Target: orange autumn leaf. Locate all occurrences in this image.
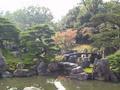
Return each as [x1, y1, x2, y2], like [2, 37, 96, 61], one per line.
[53, 28, 77, 49]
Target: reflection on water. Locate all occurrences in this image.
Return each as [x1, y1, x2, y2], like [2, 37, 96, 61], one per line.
[0, 76, 120, 90]
[23, 86, 41, 90]
[8, 87, 17, 90]
[54, 81, 65, 90]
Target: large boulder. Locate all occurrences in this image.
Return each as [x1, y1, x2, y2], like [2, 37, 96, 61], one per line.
[93, 58, 118, 82]
[70, 72, 88, 80]
[114, 73, 120, 81]
[13, 69, 35, 77]
[59, 62, 78, 72]
[0, 53, 6, 74]
[69, 66, 88, 80]
[59, 62, 78, 68]
[64, 52, 78, 63]
[1, 71, 13, 78]
[81, 57, 90, 68]
[37, 61, 47, 75]
[71, 66, 83, 74]
[48, 62, 60, 72]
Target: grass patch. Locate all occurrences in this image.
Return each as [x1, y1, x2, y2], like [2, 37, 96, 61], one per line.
[55, 55, 64, 61]
[73, 44, 93, 52]
[84, 67, 93, 74]
[1, 49, 35, 70]
[1, 49, 20, 71]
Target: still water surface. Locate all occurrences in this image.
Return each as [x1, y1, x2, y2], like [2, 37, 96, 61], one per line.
[0, 76, 120, 90]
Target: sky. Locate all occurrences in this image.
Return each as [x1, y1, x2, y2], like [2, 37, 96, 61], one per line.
[0, 0, 111, 21]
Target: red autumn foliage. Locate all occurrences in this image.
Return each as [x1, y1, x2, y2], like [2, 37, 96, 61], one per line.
[53, 29, 77, 49]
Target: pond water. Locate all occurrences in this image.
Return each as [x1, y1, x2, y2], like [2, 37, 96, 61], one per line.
[0, 76, 120, 90]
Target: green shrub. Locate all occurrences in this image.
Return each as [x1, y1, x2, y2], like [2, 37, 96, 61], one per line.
[2, 49, 34, 70]
[84, 67, 93, 74]
[2, 49, 20, 71]
[107, 50, 120, 73]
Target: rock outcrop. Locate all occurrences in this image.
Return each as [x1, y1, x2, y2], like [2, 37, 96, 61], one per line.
[13, 69, 35, 77]
[48, 62, 60, 72]
[93, 58, 118, 82]
[69, 66, 88, 80]
[1, 71, 13, 78]
[71, 66, 83, 74]
[81, 57, 90, 68]
[0, 52, 6, 76]
[37, 61, 48, 75]
[59, 62, 78, 74]
[63, 51, 78, 63]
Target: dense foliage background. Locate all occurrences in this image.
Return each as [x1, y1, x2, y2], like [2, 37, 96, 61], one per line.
[0, 0, 120, 72]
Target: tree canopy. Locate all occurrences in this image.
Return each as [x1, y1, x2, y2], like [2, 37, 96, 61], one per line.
[20, 24, 59, 62]
[0, 17, 20, 48]
[4, 6, 53, 30]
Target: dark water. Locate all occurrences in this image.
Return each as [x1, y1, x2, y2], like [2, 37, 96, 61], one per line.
[0, 76, 120, 90]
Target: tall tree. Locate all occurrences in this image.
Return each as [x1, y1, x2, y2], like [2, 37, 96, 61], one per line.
[21, 24, 58, 62]
[4, 6, 53, 30]
[53, 29, 77, 51]
[91, 1, 120, 54]
[59, 0, 104, 29]
[0, 17, 20, 48]
[82, 0, 103, 15]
